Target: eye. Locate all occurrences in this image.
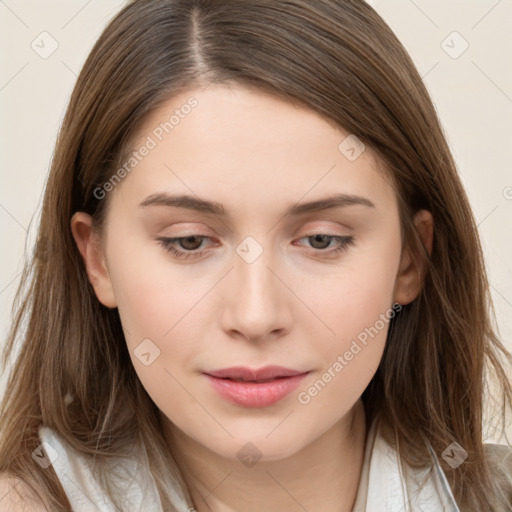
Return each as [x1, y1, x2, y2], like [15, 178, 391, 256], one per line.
[294, 234, 355, 256]
[157, 233, 355, 260]
[157, 235, 212, 260]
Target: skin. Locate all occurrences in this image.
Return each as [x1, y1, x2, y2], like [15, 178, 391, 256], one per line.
[71, 83, 433, 512]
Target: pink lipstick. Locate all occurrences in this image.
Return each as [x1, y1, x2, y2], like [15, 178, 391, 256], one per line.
[204, 366, 309, 408]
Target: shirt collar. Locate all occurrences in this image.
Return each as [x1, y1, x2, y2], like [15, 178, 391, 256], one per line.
[351, 414, 461, 512]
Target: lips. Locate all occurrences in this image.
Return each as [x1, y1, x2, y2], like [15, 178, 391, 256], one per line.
[205, 365, 307, 382]
[203, 366, 310, 407]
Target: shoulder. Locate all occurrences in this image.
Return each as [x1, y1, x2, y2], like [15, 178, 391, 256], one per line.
[0, 474, 47, 512]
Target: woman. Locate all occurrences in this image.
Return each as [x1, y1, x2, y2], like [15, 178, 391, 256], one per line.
[1, 0, 511, 510]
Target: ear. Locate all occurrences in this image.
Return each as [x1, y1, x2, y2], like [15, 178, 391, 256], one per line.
[393, 209, 434, 306]
[70, 212, 117, 308]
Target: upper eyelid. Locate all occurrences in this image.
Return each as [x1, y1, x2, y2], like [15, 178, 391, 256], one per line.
[145, 205, 365, 238]
[163, 231, 350, 241]
[159, 221, 353, 237]
[162, 232, 353, 248]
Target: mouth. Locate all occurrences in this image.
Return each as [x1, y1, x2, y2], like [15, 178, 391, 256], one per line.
[203, 366, 310, 408]
[205, 365, 308, 381]
[220, 376, 290, 383]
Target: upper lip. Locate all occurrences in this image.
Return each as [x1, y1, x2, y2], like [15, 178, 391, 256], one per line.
[205, 365, 308, 381]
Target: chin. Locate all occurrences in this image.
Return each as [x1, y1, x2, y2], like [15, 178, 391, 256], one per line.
[209, 429, 312, 464]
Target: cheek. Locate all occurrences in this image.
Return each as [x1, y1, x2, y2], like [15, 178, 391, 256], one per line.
[107, 230, 202, 338]
[296, 231, 401, 408]
[108, 250, 203, 420]
[105, 233, 218, 404]
[307, 228, 401, 345]
[295, 285, 395, 430]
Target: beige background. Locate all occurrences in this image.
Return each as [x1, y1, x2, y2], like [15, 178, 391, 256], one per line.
[1, 1, 511, 439]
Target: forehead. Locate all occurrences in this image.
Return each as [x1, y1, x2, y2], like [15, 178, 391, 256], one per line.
[111, 83, 396, 214]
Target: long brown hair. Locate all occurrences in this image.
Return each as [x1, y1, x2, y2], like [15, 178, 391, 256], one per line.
[1, 0, 511, 510]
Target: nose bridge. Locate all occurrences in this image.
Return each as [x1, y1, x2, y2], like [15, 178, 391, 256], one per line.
[221, 235, 288, 339]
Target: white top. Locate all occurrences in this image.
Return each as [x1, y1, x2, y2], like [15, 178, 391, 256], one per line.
[38, 415, 461, 512]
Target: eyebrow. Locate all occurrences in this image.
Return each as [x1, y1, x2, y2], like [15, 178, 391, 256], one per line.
[139, 192, 375, 217]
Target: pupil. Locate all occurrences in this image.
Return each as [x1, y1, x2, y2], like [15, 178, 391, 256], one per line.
[181, 236, 201, 250]
[310, 235, 330, 249]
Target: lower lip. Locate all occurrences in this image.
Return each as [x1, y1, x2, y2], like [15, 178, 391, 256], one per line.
[204, 373, 309, 408]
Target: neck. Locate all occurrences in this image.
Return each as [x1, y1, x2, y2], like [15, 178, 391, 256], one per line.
[163, 400, 367, 512]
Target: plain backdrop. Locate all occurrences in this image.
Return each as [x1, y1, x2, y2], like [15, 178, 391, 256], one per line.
[1, 1, 511, 440]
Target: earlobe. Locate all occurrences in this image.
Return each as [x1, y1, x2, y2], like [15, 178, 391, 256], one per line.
[393, 209, 434, 306]
[70, 212, 117, 308]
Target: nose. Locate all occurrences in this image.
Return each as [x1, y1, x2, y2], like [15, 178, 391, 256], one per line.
[219, 242, 292, 343]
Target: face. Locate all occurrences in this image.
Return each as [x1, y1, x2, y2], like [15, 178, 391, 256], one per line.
[73, 83, 425, 462]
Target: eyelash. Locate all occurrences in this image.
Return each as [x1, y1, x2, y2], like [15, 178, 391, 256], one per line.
[156, 234, 355, 260]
